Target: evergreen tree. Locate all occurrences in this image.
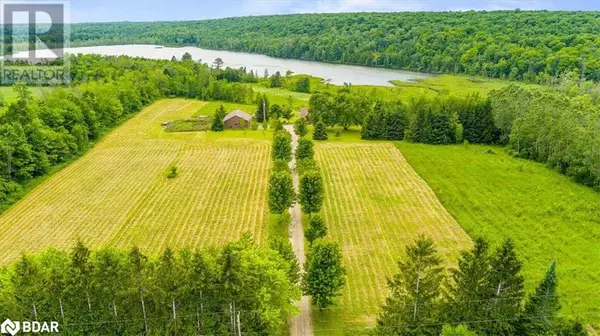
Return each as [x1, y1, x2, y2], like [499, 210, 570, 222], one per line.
[270, 104, 284, 119]
[294, 117, 308, 137]
[445, 237, 491, 325]
[270, 71, 283, 88]
[255, 94, 270, 122]
[386, 106, 409, 140]
[305, 215, 328, 245]
[299, 170, 324, 215]
[485, 239, 525, 335]
[313, 120, 328, 141]
[303, 240, 346, 308]
[268, 171, 294, 214]
[361, 111, 378, 140]
[295, 138, 315, 160]
[269, 238, 301, 285]
[520, 261, 560, 335]
[211, 104, 226, 132]
[376, 236, 445, 336]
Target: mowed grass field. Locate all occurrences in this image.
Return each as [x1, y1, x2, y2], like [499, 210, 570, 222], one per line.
[0, 99, 272, 263]
[396, 142, 600, 325]
[313, 142, 472, 335]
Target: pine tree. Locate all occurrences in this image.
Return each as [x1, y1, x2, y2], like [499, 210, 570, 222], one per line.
[446, 237, 491, 325]
[376, 236, 445, 336]
[255, 94, 270, 122]
[520, 261, 560, 335]
[211, 104, 226, 132]
[313, 120, 328, 141]
[485, 238, 525, 335]
[361, 112, 378, 139]
[386, 107, 409, 140]
[305, 215, 328, 244]
[303, 240, 346, 308]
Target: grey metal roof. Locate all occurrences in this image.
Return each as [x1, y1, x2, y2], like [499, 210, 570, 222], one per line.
[223, 109, 252, 121]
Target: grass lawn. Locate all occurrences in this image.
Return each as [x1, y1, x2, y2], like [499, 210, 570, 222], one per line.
[313, 142, 472, 335]
[193, 101, 257, 117]
[396, 142, 600, 326]
[0, 99, 272, 263]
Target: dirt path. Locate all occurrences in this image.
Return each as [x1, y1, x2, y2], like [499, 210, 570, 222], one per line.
[284, 124, 314, 336]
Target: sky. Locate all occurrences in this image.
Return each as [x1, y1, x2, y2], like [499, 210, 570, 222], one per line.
[68, 0, 600, 23]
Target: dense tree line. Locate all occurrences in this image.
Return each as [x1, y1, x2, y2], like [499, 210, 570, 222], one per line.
[376, 236, 586, 336]
[66, 12, 600, 82]
[490, 85, 600, 189]
[0, 54, 256, 210]
[0, 237, 300, 335]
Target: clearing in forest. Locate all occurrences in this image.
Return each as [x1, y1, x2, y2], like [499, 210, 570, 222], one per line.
[0, 99, 272, 263]
[313, 142, 472, 335]
[397, 142, 600, 325]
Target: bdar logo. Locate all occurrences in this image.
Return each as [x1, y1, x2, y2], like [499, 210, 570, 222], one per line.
[1, 319, 20, 336]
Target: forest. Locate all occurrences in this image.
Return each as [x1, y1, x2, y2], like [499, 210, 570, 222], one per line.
[64, 11, 600, 82]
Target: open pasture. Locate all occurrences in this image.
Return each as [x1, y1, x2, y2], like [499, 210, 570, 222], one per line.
[397, 142, 600, 325]
[313, 142, 472, 335]
[0, 99, 271, 263]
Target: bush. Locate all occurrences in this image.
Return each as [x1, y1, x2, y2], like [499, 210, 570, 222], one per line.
[166, 164, 178, 179]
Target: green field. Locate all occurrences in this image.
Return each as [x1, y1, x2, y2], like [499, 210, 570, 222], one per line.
[313, 142, 472, 335]
[396, 142, 600, 325]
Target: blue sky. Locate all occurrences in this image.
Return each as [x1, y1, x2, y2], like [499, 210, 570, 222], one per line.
[69, 0, 600, 23]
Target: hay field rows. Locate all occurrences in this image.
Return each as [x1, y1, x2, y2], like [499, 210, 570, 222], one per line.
[0, 99, 271, 263]
[313, 142, 472, 335]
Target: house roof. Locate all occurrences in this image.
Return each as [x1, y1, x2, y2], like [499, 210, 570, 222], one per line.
[299, 107, 309, 117]
[224, 109, 252, 122]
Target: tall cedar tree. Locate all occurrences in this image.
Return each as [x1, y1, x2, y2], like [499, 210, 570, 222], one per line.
[304, 215, 328, 245]
[268, 171, 294, 214]
[313, 120, 328, 140]
[376, 236, 445, 336]
[445, 237, 491, 326]
[272, 131, 292, 162]
[303, 240, 346, 308]
[294, 117, 308, 137]
[299, 170, 324, 215]
[519, 261, 560, 335]
[485, 239, 525, 335]
[211, 104, 226, 132]
[295, 138, 315, 161]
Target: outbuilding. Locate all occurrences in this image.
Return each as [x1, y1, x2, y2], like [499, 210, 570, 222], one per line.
[224, 109, 252, 129]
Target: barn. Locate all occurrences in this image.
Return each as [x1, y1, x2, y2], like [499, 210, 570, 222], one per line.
[223, 110, 252, 129]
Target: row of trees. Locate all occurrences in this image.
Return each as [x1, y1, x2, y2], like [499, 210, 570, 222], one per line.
[0, 237, 300, 335]
[376, 237, 586, 336]
[0, 54, 258, 209]
[68, 12, 600, 82]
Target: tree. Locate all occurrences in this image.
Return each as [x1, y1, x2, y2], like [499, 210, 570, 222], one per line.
[272, 131, 292, 161]
[485, 239, 525, 335]
[445, 237, 491, 325]
[270, 71, 283, 88]
[255, 94, 270, 123]
[376, 236, 445, 336]
[294, 117, 308, 137]
[305, 215, 327, 245]
[299, 170, 324, 215]
[295, 138, 314, 160]
[269, 238, 301, 285]
[270, 104, 284, 119]
[440, 325, 478, 336]
[211, 104, 226, 132]
[295, 77, 311, 93]
[213, 58, 224, 70]
[303, 240, 346, 308]
[182, 52, 192, 61]
[268, 171, 294, 214]
[313, 120, 328, 141]
[519, 261, 560, 335]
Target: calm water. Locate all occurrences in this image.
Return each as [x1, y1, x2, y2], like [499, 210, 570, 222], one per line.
[13, 45, 433, 86]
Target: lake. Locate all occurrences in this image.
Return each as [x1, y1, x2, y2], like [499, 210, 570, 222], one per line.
[12, 44, 434, 86]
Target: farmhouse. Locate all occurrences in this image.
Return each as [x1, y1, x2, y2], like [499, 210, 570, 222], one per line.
[224, 109, 252, 129]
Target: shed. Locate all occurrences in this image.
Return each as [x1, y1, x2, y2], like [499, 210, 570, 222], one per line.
[224, 109, 252, 129]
